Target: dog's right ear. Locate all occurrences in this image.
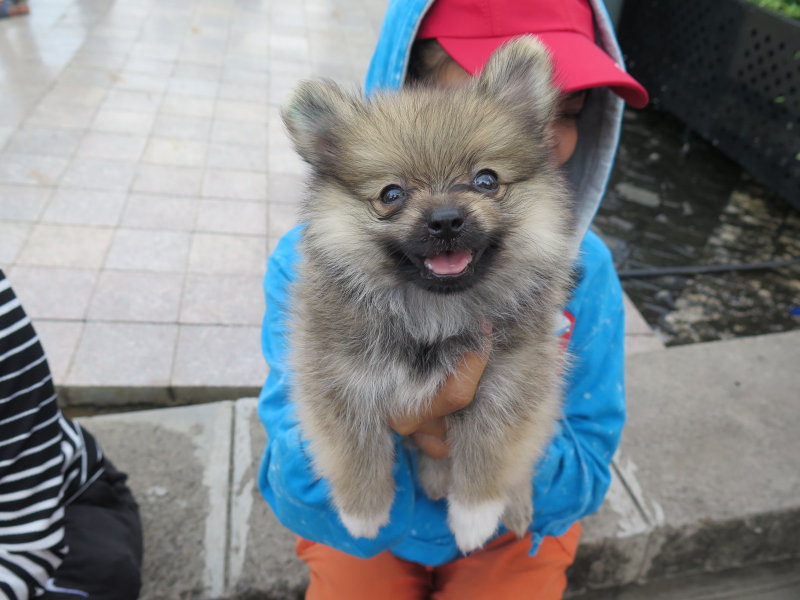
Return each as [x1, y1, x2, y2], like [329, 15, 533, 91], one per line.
[282, 80, 356, 169]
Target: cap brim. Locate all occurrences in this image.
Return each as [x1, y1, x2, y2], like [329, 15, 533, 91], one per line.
[437, 32, 649, 108]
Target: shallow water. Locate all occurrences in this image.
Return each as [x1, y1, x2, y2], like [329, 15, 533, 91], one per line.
[594, 108, 800, 345]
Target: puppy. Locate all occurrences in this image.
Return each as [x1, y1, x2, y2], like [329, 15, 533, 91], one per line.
[282, 37, 576, 553]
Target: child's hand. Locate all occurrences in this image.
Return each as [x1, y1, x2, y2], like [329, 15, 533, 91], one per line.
[389, 327, 492, 459]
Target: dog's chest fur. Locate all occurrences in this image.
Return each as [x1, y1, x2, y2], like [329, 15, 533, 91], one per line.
[398, 333, 477, 380]
[292, 266, 493, 415]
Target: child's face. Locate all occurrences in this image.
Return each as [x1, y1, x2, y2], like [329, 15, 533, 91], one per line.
[430, 55, 586, 167]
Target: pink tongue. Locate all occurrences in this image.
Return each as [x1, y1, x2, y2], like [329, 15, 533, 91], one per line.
[424, 250, 473, 275]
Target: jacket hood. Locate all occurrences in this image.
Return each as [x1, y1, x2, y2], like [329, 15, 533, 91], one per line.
[364, 0, 625, 240]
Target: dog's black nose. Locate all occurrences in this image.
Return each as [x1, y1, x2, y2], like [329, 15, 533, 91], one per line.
[427, 206, 465, 239]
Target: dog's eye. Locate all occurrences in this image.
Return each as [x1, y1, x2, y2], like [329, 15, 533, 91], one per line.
[473, 170, 499, 192]
[380, 185, 407, 205]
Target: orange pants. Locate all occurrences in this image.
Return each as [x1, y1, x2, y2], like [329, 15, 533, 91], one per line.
[296, 522, 582, 600]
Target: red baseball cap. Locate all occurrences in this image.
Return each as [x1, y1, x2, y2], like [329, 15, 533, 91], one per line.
[417, 0, 649, 108]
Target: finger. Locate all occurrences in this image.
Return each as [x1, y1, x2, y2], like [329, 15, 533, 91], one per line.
[389, 414, 418, 436]
[414, 417, 447, 438]
[389, 326, 493, 435]
[389, 414, 446, 438]
[389, 359, 484, 435]
[412, 432, 450, 459]
[432, 349, 489, 415]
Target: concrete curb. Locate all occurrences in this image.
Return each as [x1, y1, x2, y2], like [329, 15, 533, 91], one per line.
[78, 331, 800, 598]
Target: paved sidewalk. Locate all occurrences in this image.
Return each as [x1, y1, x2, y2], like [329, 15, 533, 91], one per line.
[78, 330, 800, 599]
[0, 0, 387, 407]
[0, 0, 664, 411]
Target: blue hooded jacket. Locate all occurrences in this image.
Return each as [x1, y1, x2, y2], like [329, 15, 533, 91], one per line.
[257, 0, 627, 566]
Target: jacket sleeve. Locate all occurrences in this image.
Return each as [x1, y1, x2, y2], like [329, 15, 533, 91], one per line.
[256, 227, 417, 558]
[0, 273, 66, 599]
[530, 231, 626, 544]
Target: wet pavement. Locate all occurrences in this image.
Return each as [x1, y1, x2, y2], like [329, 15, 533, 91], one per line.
[595, 108, 800, 346]
[0, 0, 386, 407]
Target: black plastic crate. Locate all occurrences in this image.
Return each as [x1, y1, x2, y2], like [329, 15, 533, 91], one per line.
[619, 0, 800, 209]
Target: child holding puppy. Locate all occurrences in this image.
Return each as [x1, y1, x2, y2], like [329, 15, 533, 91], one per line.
[258, 0, 648, 598]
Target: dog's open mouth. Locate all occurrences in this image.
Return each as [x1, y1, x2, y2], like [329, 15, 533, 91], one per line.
[423, 250, 473, 276]
[385, 230, 497, 293]
[410, 246, 491, 293]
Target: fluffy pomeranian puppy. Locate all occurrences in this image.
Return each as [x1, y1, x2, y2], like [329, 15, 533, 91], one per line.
[282, 37, 576, 553]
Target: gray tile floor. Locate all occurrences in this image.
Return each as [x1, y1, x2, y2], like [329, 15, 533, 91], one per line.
[1, 0, 662, 407]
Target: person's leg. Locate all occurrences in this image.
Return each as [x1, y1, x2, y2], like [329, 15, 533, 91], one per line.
[0, 0, 29, 19]
[296, 537, 432, 600]
[432, 523, 582, 600]
[41, 460, 143, 600]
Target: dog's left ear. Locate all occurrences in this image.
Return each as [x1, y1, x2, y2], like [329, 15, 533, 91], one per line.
[476, 36, 559, 130]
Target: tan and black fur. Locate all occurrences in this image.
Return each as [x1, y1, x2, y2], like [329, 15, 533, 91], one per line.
[283, 37, 576, 553]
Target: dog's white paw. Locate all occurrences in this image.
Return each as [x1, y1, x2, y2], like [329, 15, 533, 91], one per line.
[447, 497, 505, 553]
[339, 510, 389, 539]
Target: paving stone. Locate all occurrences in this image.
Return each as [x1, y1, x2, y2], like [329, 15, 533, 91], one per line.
[31, 319, 84, 382]
[267, 173, 305, 205]
[267, 149, 306, 177]
[44, 83, 109, 108]
[71, 49, 129, 71]
[0, 153, 69, 186]
[76, 132, 148, 161]
[268, 202, 300, 239]
[102, 88, 163, 113]
[166, 77, 220, 99]
[160, 94, 216, 118]
[120, 193, 198, 230]
[0, 222, 31, 264]
[67, 321, 177, 399]
[4, 127, 84, 156]
[6, 266, 97, 320]
[214, 100, 270, 124]
[188, 232, 267, 275]
[123, 56, 175, 78]
[218, 82, 270, 105]
[0, 125, 14, 147]
[222, 67, 269, 87]
[171, 324, 265, 397]
[196, 199, 267, 235]
[91, 107, 156, 135]
[180, 273, 264, 325]
[24, 103, 97, 130]
[172, 63, 222, 81]
[211, 119, 268, 147]
[78, 402, 233, 600]
[202, 168, 267, 201]
[17, 224, 113, 269]
[151, 114, 212, 141]
[0, 184, 51, 221]
[142, 137, 208, 167]
[60, 158, 138, 192]
[88, 270, 183, 322]
[131, 164, 204, 196]
[42, 188, 127, 226]
[114, 71, 170, 94]
[105, 228, 192, 272]
[205, 142, 269, 172]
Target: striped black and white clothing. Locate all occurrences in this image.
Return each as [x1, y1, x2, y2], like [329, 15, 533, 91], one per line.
[0, 271, 104, 599]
